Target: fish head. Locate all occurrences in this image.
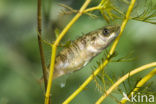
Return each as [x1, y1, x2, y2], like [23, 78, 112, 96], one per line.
[97, 25, 120, 49]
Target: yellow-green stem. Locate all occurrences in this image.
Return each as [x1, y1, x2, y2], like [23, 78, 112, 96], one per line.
[109, 0, 136, 55]
[96, 62, 156, 104]
[44, 0, 91, 104]
[120, 68, 156, 104]
[83, 6, 101, 13]
[45, 45, 56, 104]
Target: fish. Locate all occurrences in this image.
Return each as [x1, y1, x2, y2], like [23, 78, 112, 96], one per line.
[52, 25, 120, 79]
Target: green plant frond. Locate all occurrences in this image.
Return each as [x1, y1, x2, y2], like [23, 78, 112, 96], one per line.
[110, 51, 135, 62]
[120, 0, 130, 5]
[110, 58, 135, 62]
[127, 72, 132, 90]
[98, 0, 126, 23]
[107, 9, 114, 20]
[93, 74, 104, 93]
[122, 80, 129, 94]
[111, 6, 125, 17]
[121, 71, 133, 94]
[59, 0, 156, 25]
[101, 69, 107, 91]
[59, 9, 73, 15]
[94, 68, 114, 88]
[58, 40, 72, 48]
[131, 0, 156, 24]
[117, 87, 124, 95]
[58, 3, 75, 12]
[102, 72, 114, 85]
[91, 51, 118, 91]
[91, 61, 115, 93]
[58, 3, 98, 18]
[37, 31, 52, 46]
[99, 0, 108, 6]
[91, 66, 105, 93]
[54, 27, 60, 38]
[128, 77, 142, 93]
[96, 60, 102, 67]
[58, 3, 77, 15]
[85, 12, 98, 18]
[59, 0, 130, 23]
[109, 94, 121, 103]
[140, 82, 153, 93]
[98, 0, 156, 24]
[98, 0, 113, 23]
[106, 51, 118, 60]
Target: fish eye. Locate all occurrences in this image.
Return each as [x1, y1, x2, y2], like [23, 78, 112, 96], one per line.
[103, 28, 110, 36]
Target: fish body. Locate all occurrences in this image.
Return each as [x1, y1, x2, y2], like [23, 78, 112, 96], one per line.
[53, 25, 120, 79]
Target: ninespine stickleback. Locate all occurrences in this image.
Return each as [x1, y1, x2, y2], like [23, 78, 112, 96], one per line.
[51, 25, 120, 79]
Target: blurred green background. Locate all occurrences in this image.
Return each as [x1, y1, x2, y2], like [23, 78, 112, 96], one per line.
[0, 0, 156, 104]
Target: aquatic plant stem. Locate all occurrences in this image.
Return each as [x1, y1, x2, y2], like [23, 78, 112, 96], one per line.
[37, 0, 48, 89]
[96, 62, 156, 104]
[63, 0, 136, 103]
[120, 68, 156, 104]
[83, 6, 101, 13]
[44, 0, 91, 104]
